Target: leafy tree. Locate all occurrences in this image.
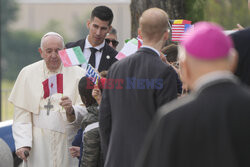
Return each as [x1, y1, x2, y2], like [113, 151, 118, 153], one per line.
[130, 0, 206, 38]
[2, 30, 42, 80]
[42, 19, 65, 36]
[204, 0, 250, 29]
[1, 0, 42, 80]
[0, 0, 18, 33]
[72, 13, 90, 42]
[184, 0, 206, 23]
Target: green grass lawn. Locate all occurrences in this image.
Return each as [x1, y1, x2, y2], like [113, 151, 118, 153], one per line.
[1, 80, 14, 121]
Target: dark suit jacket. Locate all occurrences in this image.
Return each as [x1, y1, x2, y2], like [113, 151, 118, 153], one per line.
[66, 39, 118, 72]
[137, 78, 250, 167]
[99, 47, 178, 167]
[230, 28, 250, 86]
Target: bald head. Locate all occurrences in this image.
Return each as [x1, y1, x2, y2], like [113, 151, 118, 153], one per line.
[178, 22, 238, 90]
[139, 8, 169, 42]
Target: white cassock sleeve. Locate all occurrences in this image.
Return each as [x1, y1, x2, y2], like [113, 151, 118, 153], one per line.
[12, 106, 32, 150]
[69, 105, 88, 127]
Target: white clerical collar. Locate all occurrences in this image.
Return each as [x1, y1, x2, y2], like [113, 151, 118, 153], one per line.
[85, 35, 105, 50]
[193, 71, 237, 92]
[141, 45, 160, 57]
[43, 61, 63, 76]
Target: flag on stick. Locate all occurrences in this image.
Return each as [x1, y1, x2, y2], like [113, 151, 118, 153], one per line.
[172, 19, 193, 42]
[86, 64, 101, 84]
[59, 46, 86, 67]
[42, 73, 63, 99]
[116, 38, 139, 60]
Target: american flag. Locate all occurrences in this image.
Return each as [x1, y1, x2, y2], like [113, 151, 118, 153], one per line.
[171, 20, 193, 42]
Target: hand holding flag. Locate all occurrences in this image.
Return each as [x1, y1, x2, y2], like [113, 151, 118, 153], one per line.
[116, 37, 142, 60]
[42, 73, 63, 99]
[86, 64, 101, 84]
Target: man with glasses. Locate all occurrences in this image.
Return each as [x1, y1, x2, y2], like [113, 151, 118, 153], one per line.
[66, 6, 118, 72]
[105, 28, 119, 50]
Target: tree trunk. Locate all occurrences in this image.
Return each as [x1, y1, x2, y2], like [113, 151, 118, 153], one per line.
[130, 0, 185, 38]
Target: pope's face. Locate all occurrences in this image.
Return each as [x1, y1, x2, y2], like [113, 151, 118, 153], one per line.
[87, 17, 111, 47]
[39, 35, 63, 72]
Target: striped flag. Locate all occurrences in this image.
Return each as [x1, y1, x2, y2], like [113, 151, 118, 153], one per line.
[86, 64, 101, 84]
[116, 38, 139, 60]
[172, 20, 192, 42]
[42, 73, 63, 99]
[59, 46, 87, 67]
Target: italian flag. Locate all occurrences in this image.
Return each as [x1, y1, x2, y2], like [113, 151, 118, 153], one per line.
[115, 38, 139, 60]
[42, 73, 63, 99]
[59, 46, 87, 67]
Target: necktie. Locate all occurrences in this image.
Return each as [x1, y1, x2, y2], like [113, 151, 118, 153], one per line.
[88, 47, 98, 68]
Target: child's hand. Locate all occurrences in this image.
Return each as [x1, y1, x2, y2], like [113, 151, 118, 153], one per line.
[69, 146, 80, 158]
[92, 87, 102, 105]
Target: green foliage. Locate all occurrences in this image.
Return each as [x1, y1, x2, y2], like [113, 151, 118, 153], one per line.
[0, 0, 18, 32]
[41, 19, 71, 42]
[42, 19, 65, 35]
[184, 0, 206, 23]
[1, 80, 14, 121]
[204, 0, 250, 29]
[72, 13, 90, 41]
[184, 0, 250, 29]
[2, 30, 42, 80]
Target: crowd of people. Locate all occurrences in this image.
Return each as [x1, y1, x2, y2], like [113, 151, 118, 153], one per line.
[6, 2, 250, 167]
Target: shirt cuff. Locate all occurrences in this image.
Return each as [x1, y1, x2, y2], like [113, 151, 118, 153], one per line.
[68, 105, 88, 126]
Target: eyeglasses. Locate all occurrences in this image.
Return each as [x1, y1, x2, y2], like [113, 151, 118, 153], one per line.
[105, 38, 119, 47]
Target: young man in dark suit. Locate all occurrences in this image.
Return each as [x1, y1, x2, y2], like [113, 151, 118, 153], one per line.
[66, 6, 117, 72]
[136, 22, 250, 167]
[99, 8, 178, 167]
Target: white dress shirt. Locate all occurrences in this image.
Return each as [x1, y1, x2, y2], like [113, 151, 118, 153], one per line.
[81, 36, 105, 70]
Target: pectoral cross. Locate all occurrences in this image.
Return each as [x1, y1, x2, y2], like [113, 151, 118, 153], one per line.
[44, 98, 53, 115]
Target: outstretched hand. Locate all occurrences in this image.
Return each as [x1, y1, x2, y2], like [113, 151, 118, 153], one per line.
[233, 24, 244, 31]
[60, 96, 76, 122]
[60, 96, 74, 114]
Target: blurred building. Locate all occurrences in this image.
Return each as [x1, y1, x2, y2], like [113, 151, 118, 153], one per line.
[11, 0, 131, 50]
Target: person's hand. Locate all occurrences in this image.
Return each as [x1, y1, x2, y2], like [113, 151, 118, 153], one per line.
[60, 96, 75, 122]
[60, 96, 74, 115]
[233, 24, 244, 31]
[92, 87, 102, 105]
[160, 52, 168, 64]
[16, 147, 30, 161]
[69, 146, 80, 158]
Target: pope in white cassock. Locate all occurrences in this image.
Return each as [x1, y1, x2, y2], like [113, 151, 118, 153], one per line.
[9, 32, 86, 167]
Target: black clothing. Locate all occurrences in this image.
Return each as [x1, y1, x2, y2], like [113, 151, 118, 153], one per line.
[100, 47, 178, 167]
[88, 48, 98, 68]
[230, 28, 250, 86]
[136, 77, 250, 167]
[66, 39, 118, 72]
